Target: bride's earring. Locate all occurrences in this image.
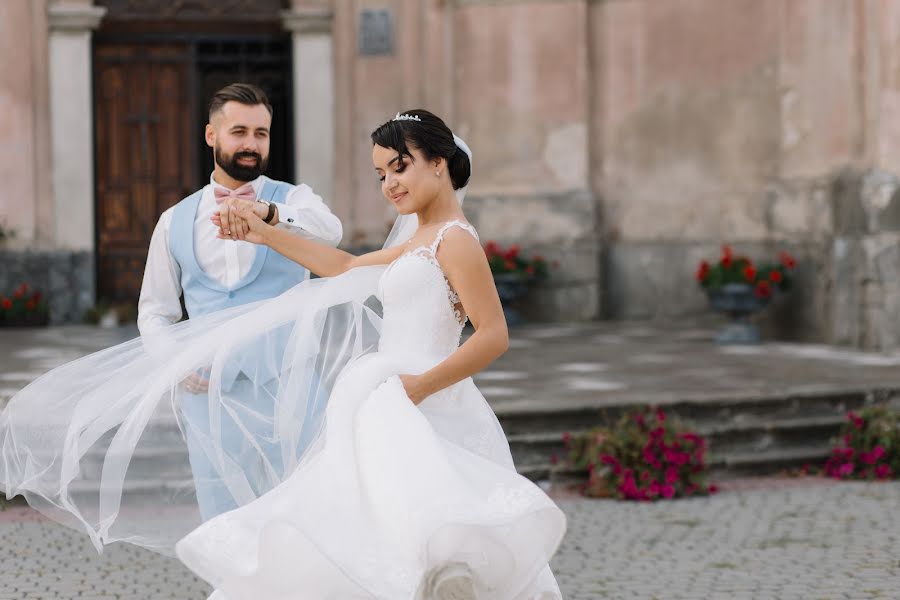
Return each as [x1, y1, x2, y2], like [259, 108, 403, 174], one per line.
[435, 171, 440, 177]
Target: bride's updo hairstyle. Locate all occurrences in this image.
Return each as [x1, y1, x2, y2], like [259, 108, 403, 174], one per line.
[371, 109, 471, 191]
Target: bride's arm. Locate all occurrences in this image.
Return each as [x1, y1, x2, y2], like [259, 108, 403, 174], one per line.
[399, 228, 509, 404]
[222, 205, 404, 277]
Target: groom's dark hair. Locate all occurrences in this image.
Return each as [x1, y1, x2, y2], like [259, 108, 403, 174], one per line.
[208, 83, 273, 119]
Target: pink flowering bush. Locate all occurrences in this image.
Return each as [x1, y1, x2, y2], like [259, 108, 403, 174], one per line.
[563, 407, 716, 501]
[824, 406, 900, 481]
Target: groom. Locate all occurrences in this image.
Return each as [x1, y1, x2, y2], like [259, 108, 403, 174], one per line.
[138, 83, 342, 520]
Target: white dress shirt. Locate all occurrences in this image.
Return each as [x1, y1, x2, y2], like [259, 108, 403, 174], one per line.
[138, 174, 343, 335]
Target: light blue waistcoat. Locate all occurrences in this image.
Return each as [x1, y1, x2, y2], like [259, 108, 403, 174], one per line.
[169, 179, 308, 389]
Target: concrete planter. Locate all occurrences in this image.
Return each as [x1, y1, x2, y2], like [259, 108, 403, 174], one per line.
[493, 272, 530, 326]
[0, 312, 50, 328]
[706, 283, 771, 344]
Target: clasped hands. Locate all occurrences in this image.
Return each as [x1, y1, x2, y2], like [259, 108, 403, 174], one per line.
[212, 197, 274, 245]
[212, 198, 430, 407]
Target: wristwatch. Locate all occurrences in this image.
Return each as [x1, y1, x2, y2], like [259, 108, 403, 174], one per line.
[257, 200, 277, 224]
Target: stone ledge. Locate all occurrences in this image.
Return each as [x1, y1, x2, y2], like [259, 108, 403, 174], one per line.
[47, 4, 106, 32]
[281, 7, 333, 34]
[0, 249, 94, 324]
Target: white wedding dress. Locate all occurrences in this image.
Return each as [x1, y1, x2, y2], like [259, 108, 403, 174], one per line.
[175, 220, 566, 599]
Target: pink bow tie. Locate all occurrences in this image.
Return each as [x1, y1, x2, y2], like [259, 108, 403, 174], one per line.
[214, 183, 256, 203]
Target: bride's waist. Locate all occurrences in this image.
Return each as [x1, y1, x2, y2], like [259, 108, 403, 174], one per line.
[375, 343, 454, 367]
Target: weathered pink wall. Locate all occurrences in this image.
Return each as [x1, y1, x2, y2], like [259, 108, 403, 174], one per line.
[0, 0, 51, 247]
[596, 0, 802, 242]
[587, 0, 900, 245]
[333, 0, 592, 247]
[875, 0, 900, 170]
[452, 2, 588, 196]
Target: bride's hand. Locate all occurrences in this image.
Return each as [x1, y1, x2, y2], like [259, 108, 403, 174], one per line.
[213, 197, 255, 241]
[215, 204, 270, 245]
[398, 374, 429, 405]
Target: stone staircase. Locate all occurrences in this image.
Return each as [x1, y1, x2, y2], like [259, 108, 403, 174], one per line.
[499, 387, 900, 482]
[56, 386, 900, 500]
[14, 386, 900, 506]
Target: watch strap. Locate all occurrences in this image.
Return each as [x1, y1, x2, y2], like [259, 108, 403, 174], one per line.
[262, 201, 277, 224]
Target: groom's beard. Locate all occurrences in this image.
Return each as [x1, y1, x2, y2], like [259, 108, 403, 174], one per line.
[216, 146, 269, 182]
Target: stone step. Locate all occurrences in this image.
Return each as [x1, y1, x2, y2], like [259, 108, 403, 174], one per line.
[506, 414, 847, 467]
[708, 445, 831, 478]
[518, 444, 833, 483]
[67, 476, 195, 496]
[78, 447, 194, 481]
[494, 387, 885, 436]
[499, 390, 896, 482]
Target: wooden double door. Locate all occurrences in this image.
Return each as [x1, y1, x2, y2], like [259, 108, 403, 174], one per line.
[93, 36, 293, 302]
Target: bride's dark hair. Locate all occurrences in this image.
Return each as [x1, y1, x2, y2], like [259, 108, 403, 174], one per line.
[371, 109, 471, 191]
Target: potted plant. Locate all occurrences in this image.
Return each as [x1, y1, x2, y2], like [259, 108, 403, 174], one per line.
[696, 245, 796, 344]
[0, 283, 50, 327]
[823, 406, 899, 481]
[562, 407, 716, 501]
[483, 241, 549, 325]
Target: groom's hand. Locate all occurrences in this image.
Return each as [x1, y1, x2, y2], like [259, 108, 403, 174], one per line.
[182, 372, 210, 394]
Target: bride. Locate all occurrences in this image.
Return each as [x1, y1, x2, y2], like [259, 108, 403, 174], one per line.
[0, 110, 566, 599]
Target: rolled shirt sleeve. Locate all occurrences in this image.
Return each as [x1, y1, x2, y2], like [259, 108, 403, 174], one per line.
[272, 183, 343, 247]
[137, 209, 184, 336]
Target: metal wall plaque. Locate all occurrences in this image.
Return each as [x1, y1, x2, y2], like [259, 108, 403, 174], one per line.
[358, 9, 394, 56]
[97, 0, 286, 21]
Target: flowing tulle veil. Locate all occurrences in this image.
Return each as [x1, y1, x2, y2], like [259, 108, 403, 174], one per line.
[0, 134, 474, 556]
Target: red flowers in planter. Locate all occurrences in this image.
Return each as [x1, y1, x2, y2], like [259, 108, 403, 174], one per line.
[563, 407, 715, 501]
[779, 251, 796, 269]
[754, 280, 772, 299]
[0, 283, 49, 326]
[695, 261, 711, 282]
[721, 245, 734, 268]
[483, 240, 549, 280]
[696, 246, 796, 296]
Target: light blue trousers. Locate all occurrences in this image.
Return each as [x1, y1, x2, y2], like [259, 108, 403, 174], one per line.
[181, 376, 327, 521]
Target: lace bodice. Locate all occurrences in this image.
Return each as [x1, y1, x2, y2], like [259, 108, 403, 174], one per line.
[377, 220, 479, 360]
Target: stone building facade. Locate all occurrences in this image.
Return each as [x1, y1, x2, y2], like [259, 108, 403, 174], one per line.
[2, 0, 900, 349]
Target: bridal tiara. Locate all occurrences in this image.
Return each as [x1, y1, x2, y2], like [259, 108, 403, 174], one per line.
[393, 112, 421, 122]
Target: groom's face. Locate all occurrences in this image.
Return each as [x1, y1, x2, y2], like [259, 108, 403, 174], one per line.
[206, 101, 271, 182]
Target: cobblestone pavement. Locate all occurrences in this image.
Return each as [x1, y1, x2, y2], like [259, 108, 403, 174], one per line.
[2, 480, 898, 599]
[552, 480, 900, 600]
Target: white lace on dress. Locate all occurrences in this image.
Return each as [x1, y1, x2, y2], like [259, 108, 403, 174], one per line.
[378, 220, 480, 360]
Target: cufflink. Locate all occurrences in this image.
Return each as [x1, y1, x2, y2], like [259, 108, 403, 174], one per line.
[287, 218, 294, 223]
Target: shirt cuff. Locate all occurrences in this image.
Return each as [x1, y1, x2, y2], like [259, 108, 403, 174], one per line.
[273, 202, 301, 228]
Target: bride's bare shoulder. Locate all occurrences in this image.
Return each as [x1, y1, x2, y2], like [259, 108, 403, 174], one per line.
[434, 223, 483, 265]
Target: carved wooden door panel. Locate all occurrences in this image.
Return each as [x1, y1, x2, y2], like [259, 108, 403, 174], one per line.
[94, 43, 193, 303]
